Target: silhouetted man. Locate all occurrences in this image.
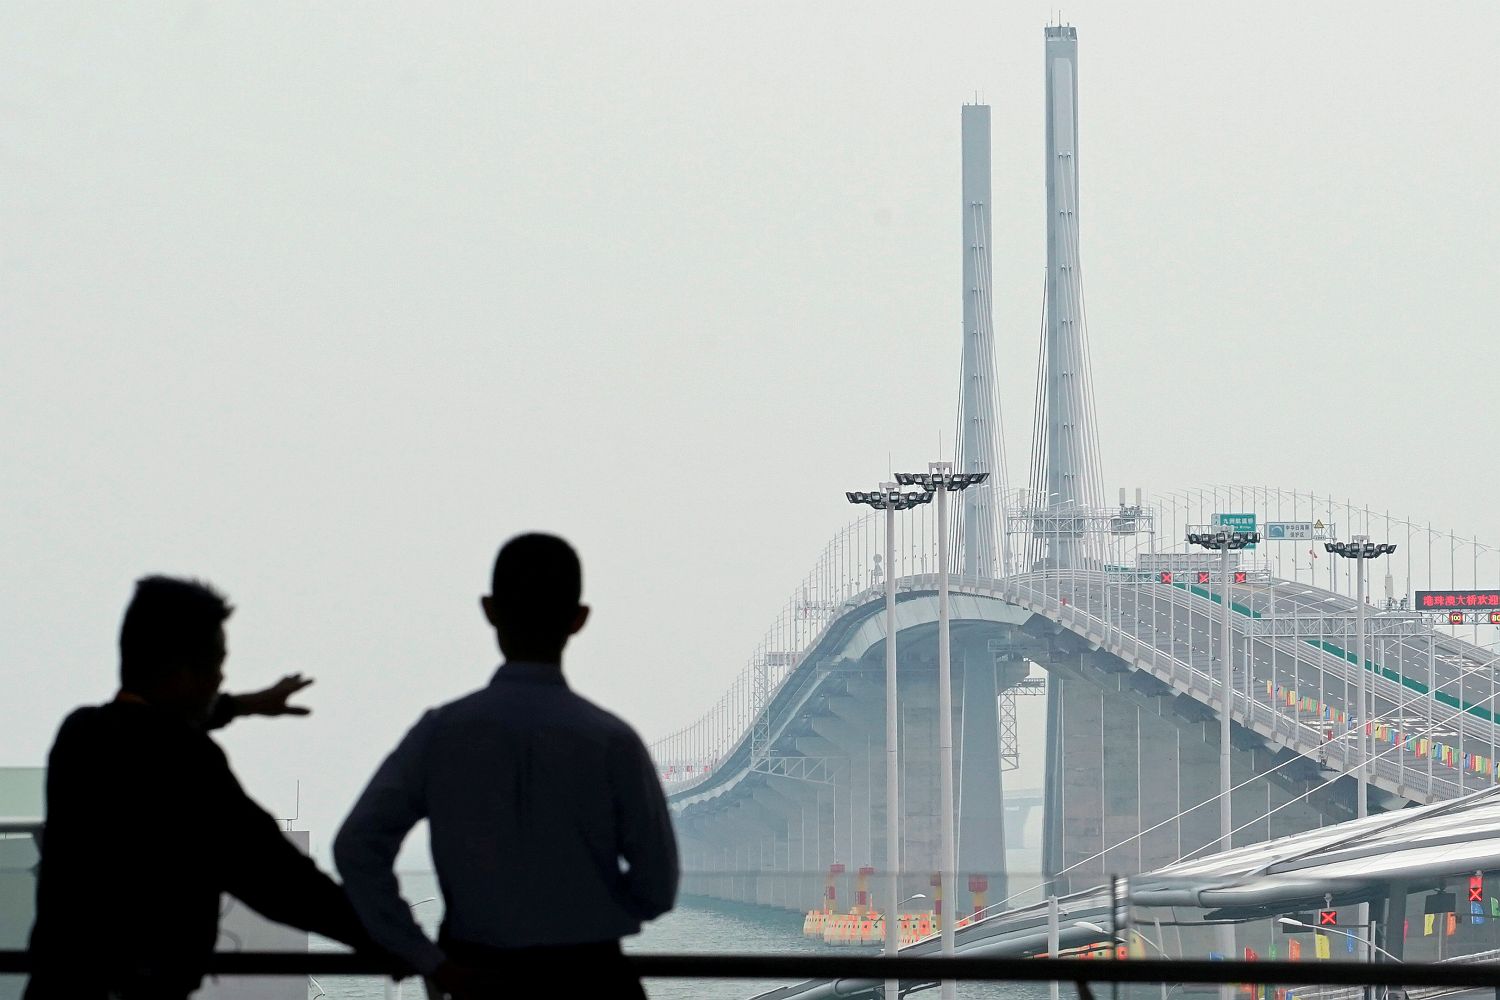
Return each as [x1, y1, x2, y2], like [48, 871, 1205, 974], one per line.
[26, 576, 394, 999]
[336, 533, 679, 999]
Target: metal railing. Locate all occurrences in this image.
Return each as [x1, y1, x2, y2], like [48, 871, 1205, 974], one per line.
[4, 952, 1500, 996]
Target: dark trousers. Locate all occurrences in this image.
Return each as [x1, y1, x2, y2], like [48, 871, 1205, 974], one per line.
[441, 937, 646, 999]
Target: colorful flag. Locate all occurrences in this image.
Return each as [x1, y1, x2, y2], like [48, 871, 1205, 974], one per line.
[1424, 914, 1435, 935]
[1448, 913, 1458, 936]
[1288, 940, 1302, 960]
[1314, 934, 1331, 959]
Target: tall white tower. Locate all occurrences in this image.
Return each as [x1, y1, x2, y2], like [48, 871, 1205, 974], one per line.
[1030, 25, 1104, 570]
[954, 103, 1010, 579]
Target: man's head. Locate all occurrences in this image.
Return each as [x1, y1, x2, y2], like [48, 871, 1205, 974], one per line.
[119, 576, 233, 725]
[481, 533, 588, 663]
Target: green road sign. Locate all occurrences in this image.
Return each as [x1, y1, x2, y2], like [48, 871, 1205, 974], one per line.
[1213, 512, 1257, 549]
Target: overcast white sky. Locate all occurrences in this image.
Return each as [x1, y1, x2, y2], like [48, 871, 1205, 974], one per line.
[6, 2, 1500, 865]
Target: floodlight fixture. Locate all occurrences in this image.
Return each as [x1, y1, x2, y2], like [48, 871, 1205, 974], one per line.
[893, 469, 990, 493]
[846, 488, 932, 511]
[1185, 529, 1261, 552]
[1324, 540, 1397, 560]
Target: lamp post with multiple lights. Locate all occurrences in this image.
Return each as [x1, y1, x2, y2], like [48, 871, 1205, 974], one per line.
[895, 462, 988, 1000]
[1324, 536, 1397, 818]
[1184, 527, 1261, 852]
[845, 483, 932, 1000]
[1185, 525, 1259, 1000]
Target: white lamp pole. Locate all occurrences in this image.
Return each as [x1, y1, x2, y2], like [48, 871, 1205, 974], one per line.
[1185, 525, 1260, 999]
[846, 483, 933, 1000]
[1324, 536, 1397, 818]
[935, 467, 956, 1000]
[896, 463, 988, 1000]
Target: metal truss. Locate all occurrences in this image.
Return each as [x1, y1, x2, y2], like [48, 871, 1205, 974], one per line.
[750, 654, 772, 766]
[1244, 613, 1432, 641]
[750, 755, 840, 785]
[999, 676, 1047, 772]
[1009, 505, 1155, 538]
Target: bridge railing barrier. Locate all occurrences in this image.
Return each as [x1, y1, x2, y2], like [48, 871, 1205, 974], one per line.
[2, 951, 1497, 1000]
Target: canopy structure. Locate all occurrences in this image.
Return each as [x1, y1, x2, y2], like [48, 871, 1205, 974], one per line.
[752, 787, 1500, 1000]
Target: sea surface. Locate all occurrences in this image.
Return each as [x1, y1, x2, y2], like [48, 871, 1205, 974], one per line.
[307, 872, 1054, 1000]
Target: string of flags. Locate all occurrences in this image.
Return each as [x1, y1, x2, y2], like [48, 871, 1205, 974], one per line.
[1265, 682, 1500, 778]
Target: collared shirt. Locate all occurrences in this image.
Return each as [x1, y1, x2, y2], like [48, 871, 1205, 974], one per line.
[334, 661, 679, 975]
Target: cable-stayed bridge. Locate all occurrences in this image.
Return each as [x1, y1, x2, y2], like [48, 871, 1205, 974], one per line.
[647, 24, 1500, 926]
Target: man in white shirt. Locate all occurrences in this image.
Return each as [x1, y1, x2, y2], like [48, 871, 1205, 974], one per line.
[336, 533, 679, 998]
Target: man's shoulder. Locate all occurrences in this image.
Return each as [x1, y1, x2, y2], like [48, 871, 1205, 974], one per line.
[425, 685, 643, 743]
[566, 692, 642, 741]
[49, 702, 226, 784]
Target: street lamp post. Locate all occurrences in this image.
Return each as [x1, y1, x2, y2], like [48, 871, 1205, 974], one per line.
[896, 463, 988, 1000]
[1185, 526, 1259, 1000]
[1184, 528, 1261, 853]
[1324, 536, 1398, 994]
[847, 483, 932, 1000]
[1323, 537, 1398, 819]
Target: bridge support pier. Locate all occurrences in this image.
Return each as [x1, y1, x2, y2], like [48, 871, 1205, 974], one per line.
[1042, 648, 1346, 892]
[956, 640, 1018, 915]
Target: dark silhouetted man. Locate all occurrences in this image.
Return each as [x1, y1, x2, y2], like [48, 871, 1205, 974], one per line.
[336, 533, 679, 999]
[26, 576, 396, 999]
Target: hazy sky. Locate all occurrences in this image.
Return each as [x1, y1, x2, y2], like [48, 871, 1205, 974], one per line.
[6, 2, 1500, 865]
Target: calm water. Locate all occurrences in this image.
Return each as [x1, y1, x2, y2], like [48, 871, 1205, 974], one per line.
[308, 872, 1053, 1000]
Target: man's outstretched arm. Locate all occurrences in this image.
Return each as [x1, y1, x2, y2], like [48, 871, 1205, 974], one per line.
[207, 674, 315, 730]
[334, 712, 446, 977]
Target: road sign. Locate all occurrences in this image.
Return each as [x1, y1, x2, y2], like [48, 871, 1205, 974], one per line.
[1213, 512, 1257, 549]
[1265, 521, 1313, 541]
[1312, 519, 1331, 539]
[1318, 909, 1338, 926]
[1416, 590, 1500, 610]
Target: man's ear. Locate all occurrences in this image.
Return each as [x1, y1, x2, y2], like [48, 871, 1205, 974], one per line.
[481, 595, 499, 627]
[570, 605, 590, 635]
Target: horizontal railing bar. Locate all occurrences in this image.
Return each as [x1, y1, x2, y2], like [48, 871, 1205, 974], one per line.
[1, 954, 1499, 986]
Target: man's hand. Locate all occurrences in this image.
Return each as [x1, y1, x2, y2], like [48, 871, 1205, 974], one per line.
[234, 673, 315, 718]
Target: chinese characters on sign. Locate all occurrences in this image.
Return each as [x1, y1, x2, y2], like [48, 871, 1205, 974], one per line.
[1415, 590, 1500, 609]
